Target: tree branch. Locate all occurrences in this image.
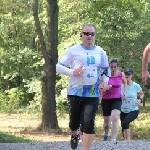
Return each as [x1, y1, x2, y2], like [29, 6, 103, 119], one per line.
[33, 0, 50, 68]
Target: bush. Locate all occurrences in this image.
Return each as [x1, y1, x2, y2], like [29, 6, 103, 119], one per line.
[0, 88, 23, 113]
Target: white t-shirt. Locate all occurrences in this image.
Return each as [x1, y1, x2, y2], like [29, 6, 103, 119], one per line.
[56, 44, 109, 97]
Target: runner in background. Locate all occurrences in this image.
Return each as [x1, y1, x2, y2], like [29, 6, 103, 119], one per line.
[100, 58, 127, 142]
[120, 68, 144, 140]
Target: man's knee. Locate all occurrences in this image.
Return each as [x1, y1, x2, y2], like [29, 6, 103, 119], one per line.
[83, 119, 95, 134]
[69, 122, 80, 131]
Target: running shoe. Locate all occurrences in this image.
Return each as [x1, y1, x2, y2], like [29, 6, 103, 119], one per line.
[70, 134, 80, 149]
[103, 134, 109, 141]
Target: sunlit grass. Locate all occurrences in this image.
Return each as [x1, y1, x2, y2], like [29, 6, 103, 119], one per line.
[0, 132, 34, 143]
[94, 108, 150, 141]
[0, 106, 150, 143]
[57, 107, 150, 141]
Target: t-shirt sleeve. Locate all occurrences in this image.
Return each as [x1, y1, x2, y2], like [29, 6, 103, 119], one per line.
[101, 50, 109, 69]
[56, 48, 73, 76]
[58, 49, 72, 66]
[101, 50, 109, 83]
[135, 83, 142, 92]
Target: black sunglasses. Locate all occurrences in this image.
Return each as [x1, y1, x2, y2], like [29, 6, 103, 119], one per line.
[82, 32, 95, 36]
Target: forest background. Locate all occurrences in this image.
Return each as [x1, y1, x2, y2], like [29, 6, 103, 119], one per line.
[1, 0, 150, 136]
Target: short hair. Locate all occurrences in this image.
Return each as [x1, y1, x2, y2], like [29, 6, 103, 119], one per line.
[81, 24, 96, 31]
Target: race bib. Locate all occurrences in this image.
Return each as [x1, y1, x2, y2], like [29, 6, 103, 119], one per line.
[80, 67, 97, 85]
[121, 98, 132, 109]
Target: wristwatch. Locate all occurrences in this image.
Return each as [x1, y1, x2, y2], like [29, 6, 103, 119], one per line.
[139, 98, 143, 103]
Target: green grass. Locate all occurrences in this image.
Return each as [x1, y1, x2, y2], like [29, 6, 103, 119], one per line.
[0, 131, 35, 143]
[94, 106, 150, 141]
[58, 106, 150, 141]
[1, 106, 150, 143]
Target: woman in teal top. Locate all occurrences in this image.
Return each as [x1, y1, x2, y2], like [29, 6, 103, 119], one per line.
[120, 68, 144, 140]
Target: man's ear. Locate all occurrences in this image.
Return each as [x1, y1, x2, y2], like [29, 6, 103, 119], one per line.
[80, 33, 82, 37]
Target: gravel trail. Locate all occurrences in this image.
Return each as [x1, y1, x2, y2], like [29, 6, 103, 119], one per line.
[0, 140, 150, 150]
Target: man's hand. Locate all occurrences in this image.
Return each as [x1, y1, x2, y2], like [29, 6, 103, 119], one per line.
[142, 71, 150, 85]
[73, 66, 84, 77]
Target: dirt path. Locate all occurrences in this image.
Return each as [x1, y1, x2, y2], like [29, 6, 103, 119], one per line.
[0, 113, 150, 150]
[0, 113, 140, 142]
[0, 140, 150, 150]
[0, 113, 105, 142]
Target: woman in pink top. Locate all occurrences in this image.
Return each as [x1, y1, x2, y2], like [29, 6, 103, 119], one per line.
[100, 58, 127, 142]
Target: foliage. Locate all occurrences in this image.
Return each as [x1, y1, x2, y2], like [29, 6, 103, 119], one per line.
[0, 0, 44, 112]
[0, 91, 10, 113]
[0, 0, 150, 114]
[0, 89, 23, 113]
[1, 110, 150, 142]
[24, 79, 42, 113]
[56, 88, 68, 117]
[57, 0, 150, 103]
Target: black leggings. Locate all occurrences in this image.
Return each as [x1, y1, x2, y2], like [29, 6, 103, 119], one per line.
[120, 110, 139, 130]
[68, 95, 99, 134]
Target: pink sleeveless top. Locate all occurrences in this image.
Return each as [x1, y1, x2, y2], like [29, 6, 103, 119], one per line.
[102, 71, 122, 99]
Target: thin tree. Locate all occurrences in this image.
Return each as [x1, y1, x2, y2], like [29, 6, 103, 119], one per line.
[33, 0, 58, 129]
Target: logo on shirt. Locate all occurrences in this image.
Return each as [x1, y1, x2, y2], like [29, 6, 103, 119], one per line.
[87, 56, 95, 65]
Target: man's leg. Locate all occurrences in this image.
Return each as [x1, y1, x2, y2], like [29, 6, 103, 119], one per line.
[82, 97, 99, 150]
[82, 133, 94, 150]
[68, 96, 83, 150]
[70, 131, 80, 150]
[79, 112, 84, 141]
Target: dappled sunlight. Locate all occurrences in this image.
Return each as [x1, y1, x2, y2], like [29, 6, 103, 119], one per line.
[0, 111, 150, 142]
[0, 113, 71, 142]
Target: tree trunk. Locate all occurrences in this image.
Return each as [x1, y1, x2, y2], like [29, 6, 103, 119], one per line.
[41, 66, 58, 129]
[33, 0, 58, 129]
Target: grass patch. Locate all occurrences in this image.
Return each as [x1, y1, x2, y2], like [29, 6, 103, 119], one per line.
[0, 131, 35, 143]
[0, 106, 150, 143]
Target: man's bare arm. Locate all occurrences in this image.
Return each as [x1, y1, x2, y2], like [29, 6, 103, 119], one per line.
[142, 43, 150, 84]
[142, 44, 150, 72]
